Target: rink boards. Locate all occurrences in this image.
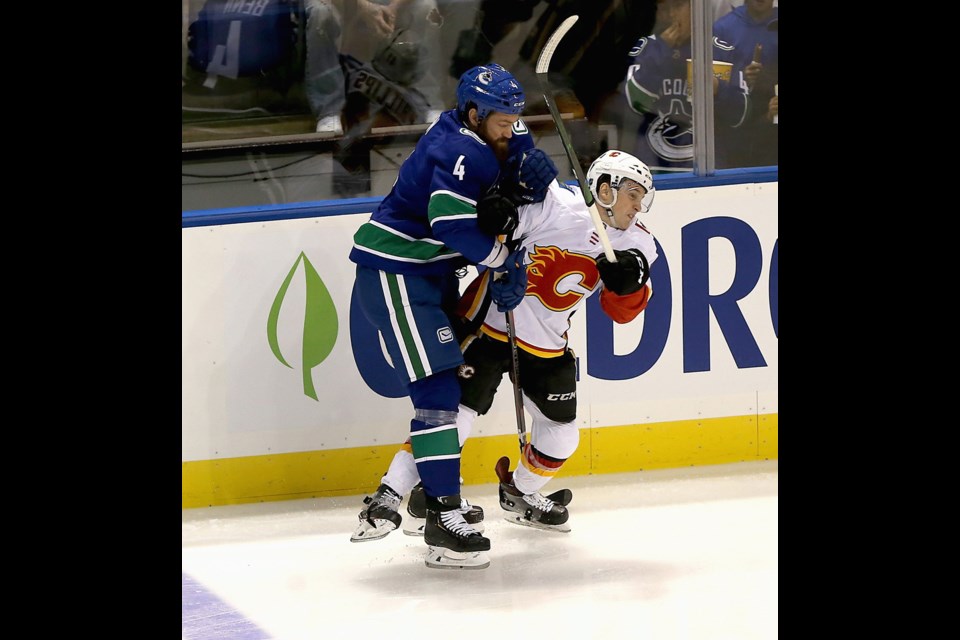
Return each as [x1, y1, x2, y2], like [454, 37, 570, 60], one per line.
[182, 181, 778, 508]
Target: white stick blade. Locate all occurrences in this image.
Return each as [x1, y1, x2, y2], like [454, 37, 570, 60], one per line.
[535, 15, 579, 74]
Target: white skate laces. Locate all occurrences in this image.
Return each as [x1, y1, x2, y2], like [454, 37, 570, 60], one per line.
[523, 492, 555, 512]
[441, 509, 477, 536]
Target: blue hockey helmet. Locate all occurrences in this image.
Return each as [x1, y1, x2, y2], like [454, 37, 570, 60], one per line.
[456, 63, 525, 122]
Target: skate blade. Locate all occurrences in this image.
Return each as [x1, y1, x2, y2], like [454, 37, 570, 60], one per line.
[402, 518, 425, 536]
[349, 520, 398, 543]
[425, 546, 490, 570]
[503, 514, 571, 533]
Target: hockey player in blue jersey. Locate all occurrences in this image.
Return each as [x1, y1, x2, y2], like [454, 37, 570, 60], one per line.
[347, 63, 558, 569]
[624, 0, 748, 172]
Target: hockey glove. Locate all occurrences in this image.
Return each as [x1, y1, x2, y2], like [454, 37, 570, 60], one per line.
[503, 149, 559, 205]
[476, 192, 519, 236]
[490, 248, 528, 312]
[596, 249, 650, 295]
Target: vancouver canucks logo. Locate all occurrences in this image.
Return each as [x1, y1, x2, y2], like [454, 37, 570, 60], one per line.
[267, 252, 339, 400]
[648, 99, 693, 163]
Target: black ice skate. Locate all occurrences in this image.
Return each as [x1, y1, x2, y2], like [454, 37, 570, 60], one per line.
[403, 483, 485, 536]
[495, 456, 572, 533]
[350, 483, 402, 542]
[424, 494, 490, 570]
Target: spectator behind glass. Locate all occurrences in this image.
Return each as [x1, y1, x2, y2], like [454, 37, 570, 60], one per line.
[304, 0, 446, 137]
[305, 0, 447, 197]
[623, 0, 748, 172]
[182, 0, 308, 121]
[447, 0, 657, 171]
[713, 0, 778, 167]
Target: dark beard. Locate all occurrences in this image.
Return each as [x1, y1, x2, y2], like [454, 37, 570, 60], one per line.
[490, 138, 510, 163]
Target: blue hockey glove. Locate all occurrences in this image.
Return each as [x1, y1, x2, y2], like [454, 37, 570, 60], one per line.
[504, 149, 558, 205]
[490, 247, 528, 312]
[476, 192, 519, 236]
[596, 248, 649, 295]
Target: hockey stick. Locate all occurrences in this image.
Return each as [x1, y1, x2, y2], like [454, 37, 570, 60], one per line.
[535, 15, 616, 263]
[504, 310, 526, 453]
[496, 14, 583, 458]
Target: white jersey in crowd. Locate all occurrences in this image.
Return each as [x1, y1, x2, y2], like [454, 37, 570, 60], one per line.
[460, 180, 658, 358]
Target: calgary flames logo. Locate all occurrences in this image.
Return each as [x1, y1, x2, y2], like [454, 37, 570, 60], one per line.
[526, 245, 600, 312]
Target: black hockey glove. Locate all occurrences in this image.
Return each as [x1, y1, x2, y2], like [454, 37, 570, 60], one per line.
[490, 247, 528, 312]
[596, 249, 650, 295]
[502, 149, 559, 206]
[476, 192, 519, 236]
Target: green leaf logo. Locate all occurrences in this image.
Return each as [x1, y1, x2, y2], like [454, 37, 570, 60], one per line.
[267, 252, 338, 400]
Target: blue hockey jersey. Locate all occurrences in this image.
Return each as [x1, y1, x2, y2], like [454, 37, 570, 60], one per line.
[624, 33, 747, 171]
[187, 0, 302, 80]
[349, 110, 536, 275]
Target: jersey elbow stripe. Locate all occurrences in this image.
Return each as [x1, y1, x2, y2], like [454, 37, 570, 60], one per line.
[431, 189, 478, 207]
[428, 192, 478, 224]
[369, 220, 445, 244]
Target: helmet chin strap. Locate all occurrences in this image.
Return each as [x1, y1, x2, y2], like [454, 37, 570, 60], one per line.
[602, 206, 623, 230]
[600, 189, 621, 229]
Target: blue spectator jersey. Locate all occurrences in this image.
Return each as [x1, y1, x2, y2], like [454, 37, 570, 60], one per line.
[188, 0, 303, 80]
[349, 110, 535, 275]
[624, 33, 747, 171]
[713, 5, 778, 167]
[713, 5, 779, 82]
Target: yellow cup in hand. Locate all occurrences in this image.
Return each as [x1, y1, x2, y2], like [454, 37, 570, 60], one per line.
[685, 59, 734, 98]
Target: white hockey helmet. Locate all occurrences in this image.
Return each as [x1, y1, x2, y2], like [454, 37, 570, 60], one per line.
[586, 150, 655, 213]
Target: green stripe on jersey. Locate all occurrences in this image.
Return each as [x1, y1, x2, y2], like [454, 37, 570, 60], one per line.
[353, 224, 457, 263]
[411, 425, 460, 459]
[384, 273, 426, 379]
[428, 193, 477, 224]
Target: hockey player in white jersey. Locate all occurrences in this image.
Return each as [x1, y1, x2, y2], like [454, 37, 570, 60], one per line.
[371, 149, 659, 534]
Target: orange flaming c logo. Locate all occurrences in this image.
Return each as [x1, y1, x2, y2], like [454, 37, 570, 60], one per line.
[526, 245, 600, 312]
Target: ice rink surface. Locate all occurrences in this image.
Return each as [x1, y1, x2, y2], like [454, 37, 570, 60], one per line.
[182, 460, 778, 640]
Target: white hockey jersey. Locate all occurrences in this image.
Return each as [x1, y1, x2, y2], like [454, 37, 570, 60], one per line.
[458, 180, 658, 357]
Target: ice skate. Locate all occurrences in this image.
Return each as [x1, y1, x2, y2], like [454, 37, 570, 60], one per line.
[495, 456, 571, 533]
[403, 483, 485, 536]
[424, 494, 490, 570]
[350, 483, 402, 542]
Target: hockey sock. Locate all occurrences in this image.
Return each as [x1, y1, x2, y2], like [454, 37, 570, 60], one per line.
[382, 448, 420, 497]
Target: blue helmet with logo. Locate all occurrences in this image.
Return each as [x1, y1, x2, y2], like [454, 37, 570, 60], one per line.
[456, 63, 525, 122]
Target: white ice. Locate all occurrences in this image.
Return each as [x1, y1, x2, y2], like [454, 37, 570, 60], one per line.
[182, 460, 778, 640]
